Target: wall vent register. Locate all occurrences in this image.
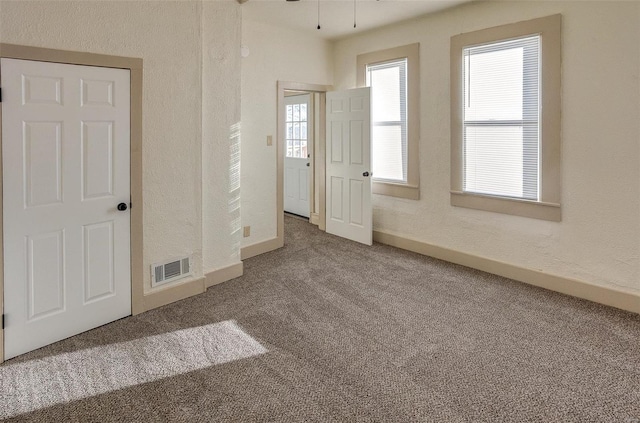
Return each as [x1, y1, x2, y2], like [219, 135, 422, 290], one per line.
[151, 256, 192, 287]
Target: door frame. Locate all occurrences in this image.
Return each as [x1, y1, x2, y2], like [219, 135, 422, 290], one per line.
[277, 81, 331, 244]
[0, 43, 144, 363]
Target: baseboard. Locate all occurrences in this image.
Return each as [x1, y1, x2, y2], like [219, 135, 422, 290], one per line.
[241, 237, 283, 260]
[310, 213, 320, 226]
[373, 230, 640, 315]
[205, 262, 243, 288]
[142, 277, 205, 312]
[0, 325, 4, 364]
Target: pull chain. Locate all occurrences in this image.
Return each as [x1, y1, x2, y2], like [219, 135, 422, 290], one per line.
[353, 0, 357, 28]
[317, 0, 321, 29]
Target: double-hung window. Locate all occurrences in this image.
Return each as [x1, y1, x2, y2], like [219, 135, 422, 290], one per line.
[451, 15, 562, 221]
[357, 43, 420, 200]
[366, 59, 408, 184]
[463, 36, 540, 200]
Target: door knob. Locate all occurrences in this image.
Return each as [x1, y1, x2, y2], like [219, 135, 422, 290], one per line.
[363, 171, 370, 177]
[117, 202, 128, 211]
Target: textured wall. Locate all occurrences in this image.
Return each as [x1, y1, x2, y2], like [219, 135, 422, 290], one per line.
[202, 1, 243, 272]
[1, 1, 242, 291]
[240, 20, 333, 246]
[333, 1, 640, 293]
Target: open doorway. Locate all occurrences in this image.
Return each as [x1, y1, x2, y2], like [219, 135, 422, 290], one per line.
[276, 82, 331, 246]
[283, 92, 312, 219]
[277, 82, 373, 247]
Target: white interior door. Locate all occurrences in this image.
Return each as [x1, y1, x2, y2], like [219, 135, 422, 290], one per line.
[1, 58, 131, 359]
[284, 94, 311, 218]
[325, 87, 372, 245]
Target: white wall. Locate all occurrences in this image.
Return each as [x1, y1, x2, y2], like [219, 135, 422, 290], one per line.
[333, 1, 640, 293]
[202, 2, 243, 272]
[1, 1, 242, 292]
[3, 0, 637, 302]
[240, 20, 333, 246]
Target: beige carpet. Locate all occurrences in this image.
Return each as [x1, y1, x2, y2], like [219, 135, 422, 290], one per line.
[2, 216, 639, 422]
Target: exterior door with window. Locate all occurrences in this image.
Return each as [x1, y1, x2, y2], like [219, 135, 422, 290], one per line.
[284, 94, 311, 217]
[1, 58, 132, 359]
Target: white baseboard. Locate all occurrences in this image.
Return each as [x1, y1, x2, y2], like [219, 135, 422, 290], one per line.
[373, 230, 640, 315]
[241, 237, 283, 260]
[205, 262, 243, 288]
[310, 213, 320, 226]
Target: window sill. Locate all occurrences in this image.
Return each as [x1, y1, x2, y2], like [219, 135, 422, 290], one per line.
[373, 181, 420, 200]
[450, 191, 561, 221]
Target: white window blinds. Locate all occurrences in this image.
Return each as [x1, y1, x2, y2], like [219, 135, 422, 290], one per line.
[366, 59, 408, 183]
[463, 35, 540, 200]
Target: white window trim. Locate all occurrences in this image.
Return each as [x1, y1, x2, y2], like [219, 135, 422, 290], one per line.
[357, 43, 420, 200]
[450, 15, 562, 221]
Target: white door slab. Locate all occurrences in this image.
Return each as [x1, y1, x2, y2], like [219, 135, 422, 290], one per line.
[325, 87, 372, 245]
[284, 157, 310, 217]
[1, 58, 131, 359]
[284, 94, 311, 217]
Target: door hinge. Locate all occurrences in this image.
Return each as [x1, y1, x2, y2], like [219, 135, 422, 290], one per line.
[0, 87, 3, 102]
[1, 314, 4, 329]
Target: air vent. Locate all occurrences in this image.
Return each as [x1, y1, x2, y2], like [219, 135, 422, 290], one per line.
[151, 256, 193, 287]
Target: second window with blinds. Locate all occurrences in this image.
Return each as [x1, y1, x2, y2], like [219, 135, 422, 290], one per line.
[357, 43, 420, 200]
[462, 36, 540, 200]
[450, 15, 562, 221]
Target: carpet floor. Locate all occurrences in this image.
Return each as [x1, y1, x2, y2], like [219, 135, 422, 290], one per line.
[1, 216, 639, 422]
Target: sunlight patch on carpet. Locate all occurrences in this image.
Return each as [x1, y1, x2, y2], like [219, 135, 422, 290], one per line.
[0, 320, 267, 419]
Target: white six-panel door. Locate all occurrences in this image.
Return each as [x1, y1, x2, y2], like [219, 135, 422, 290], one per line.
[1, 58, 131, 359]
[325, 88, 372, 245]
[284, 94, 311, 218]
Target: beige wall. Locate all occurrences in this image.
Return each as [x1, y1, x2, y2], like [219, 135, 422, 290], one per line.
[333, 1, 640, 294]
[202, 1, 243, 272]
[3, 0, 638, 308]
[240, 19, 333, 246]
[0, 1, 242, 292]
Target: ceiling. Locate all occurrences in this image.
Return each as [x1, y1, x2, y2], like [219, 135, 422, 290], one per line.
[241, 0, 472, 41]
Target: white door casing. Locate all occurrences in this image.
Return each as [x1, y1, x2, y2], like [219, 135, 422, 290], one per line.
[325, 87, 372, 245]
[1, 58, 131, 359]
[284, 94, 311, 217]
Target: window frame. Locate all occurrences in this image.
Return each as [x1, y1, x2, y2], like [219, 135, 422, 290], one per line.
[357, 43, 420, 200]
[450, 15, 562, 221]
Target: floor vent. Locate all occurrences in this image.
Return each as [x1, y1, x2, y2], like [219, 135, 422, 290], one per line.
[152, 256, 192, 287]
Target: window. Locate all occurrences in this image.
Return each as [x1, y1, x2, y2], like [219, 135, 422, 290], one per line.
[285, 95, 309, 159]
[463, 36, 540, 200]
[366, 59, 407, 183]
[451, 15, 562, 221]
[357, 43, 420, 200]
